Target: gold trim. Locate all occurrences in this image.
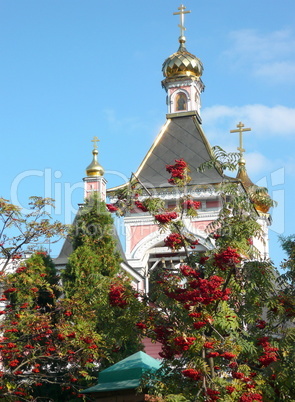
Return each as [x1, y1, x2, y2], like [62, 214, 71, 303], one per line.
[107, 120, 171, 192]
[166, 110, 200, 119]
[136, 119, 171, 177]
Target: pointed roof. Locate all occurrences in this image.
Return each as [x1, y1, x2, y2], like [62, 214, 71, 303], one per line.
[109, 112, 236, 193]
[54, 217, 143, 283]
[82, 351, 161, 393]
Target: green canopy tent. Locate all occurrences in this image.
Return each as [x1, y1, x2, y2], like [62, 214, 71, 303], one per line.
[82, 351, 161, 401]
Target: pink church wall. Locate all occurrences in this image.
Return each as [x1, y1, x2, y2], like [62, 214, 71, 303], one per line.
[191, 220, 213, 233]
[142, 337, 162, 359]
[169, 85, 190, 95]
[87, 181, 99, 191]
[206, 200, 220, 208]
[130, 225, 158, 253]
[129, 220, 214, 254]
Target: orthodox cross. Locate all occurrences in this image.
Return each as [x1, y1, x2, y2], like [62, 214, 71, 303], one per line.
[91, 136, 100, 149]
[173, 4, 191, 38]
[230, 122, 251, 158]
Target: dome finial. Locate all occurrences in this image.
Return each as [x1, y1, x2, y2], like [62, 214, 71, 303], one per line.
[86, 136, 104, 177]
[173, 4, 191, 46]
[91, 135, 99, 150]
[230, 122, 251, 164]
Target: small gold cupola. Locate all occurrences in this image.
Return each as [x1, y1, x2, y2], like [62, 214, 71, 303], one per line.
[236, 157, 255, 190]
[86, 136, 104, 177]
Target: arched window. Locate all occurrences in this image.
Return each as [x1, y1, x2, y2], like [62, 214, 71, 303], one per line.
[175, 92, 187, 111]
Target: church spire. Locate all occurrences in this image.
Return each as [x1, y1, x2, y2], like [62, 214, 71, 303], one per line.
[230, 122, 254, 189]
[83, 137, 107, 201]
[230, 122, 270, 213]
[162, 4, 204, 118]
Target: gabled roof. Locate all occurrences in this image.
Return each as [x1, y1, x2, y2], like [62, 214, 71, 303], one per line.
[108, 111, 235, 193]
[54, 221, 143, 283]
[82, 351, 161, 393]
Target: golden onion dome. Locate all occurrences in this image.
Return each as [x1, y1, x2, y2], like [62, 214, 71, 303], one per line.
[237, 159, 271, 213]
[251, 188, 271, 213]
[236, 158, 255, 190]
[162, 39, 203, 78]
[86, 149, 104, 177]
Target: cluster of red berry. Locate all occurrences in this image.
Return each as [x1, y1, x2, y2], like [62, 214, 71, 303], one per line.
[108, 283, 128, 308]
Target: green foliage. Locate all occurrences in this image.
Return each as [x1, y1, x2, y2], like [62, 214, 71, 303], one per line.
[249, 186, 278, 209]
[112, 152, 294, 401]
[165, 394, 190, 402]
[144, 197, 166, 214]
[0, 195, 143, 400]
[62, 194, 143, 364]
[0, 196, 67, 273]
[197, 145, 240, 173]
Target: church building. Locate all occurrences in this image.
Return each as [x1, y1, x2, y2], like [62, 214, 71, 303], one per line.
[55, 4, 271, 294]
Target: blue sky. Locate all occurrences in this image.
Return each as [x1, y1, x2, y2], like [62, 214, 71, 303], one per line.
[0, 0, 294, 265]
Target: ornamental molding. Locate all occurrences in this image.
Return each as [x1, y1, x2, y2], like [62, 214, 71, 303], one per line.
[170, 88, 191, 102]
[165, 79, 201, 88]
[138, 189, 220, 199]
[109, 187, 220, 203]
[124, 210, 219, 227]
[195, 211, 220, 219]
[124, 216, 155, 226]
[130, 226, 214, 261]
[83, 176, 107, 183]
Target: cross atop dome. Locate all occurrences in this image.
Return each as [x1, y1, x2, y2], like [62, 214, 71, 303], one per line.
[230, 122, 251, 161]
[91, 136, 100, 149]
[173, 4, 191, 43]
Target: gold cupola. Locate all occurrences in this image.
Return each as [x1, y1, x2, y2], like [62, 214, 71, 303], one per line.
[162, 5, 203, 78]
[162, 39, 203, 78]
[236, 157, 255, 190]
[86, 137, 104, 177]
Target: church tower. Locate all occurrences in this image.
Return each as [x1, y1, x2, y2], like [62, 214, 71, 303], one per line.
[108, 5, 234, 282]
[55, 5, 271, 294]
[83, 137, 107, 202]
[108, 5, 271, 286]
[162, 5, 204, 118]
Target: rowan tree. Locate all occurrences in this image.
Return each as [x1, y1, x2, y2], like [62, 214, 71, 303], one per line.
[62, 195, 143, 366]
[0, 196, 142, 401]
[108, 155, 295, 402]
[0, 196, 66, 274]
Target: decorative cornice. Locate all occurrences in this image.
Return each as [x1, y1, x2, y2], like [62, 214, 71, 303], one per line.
[164, 78, 202, 87]
[123, 210, 219, 227]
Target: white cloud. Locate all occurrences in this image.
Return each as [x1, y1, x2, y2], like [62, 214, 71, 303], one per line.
[244, 151, 274, 177]
[224, 29, 295, 82]
[203, 104, 295, 138]
[255, 61, 295, 81]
